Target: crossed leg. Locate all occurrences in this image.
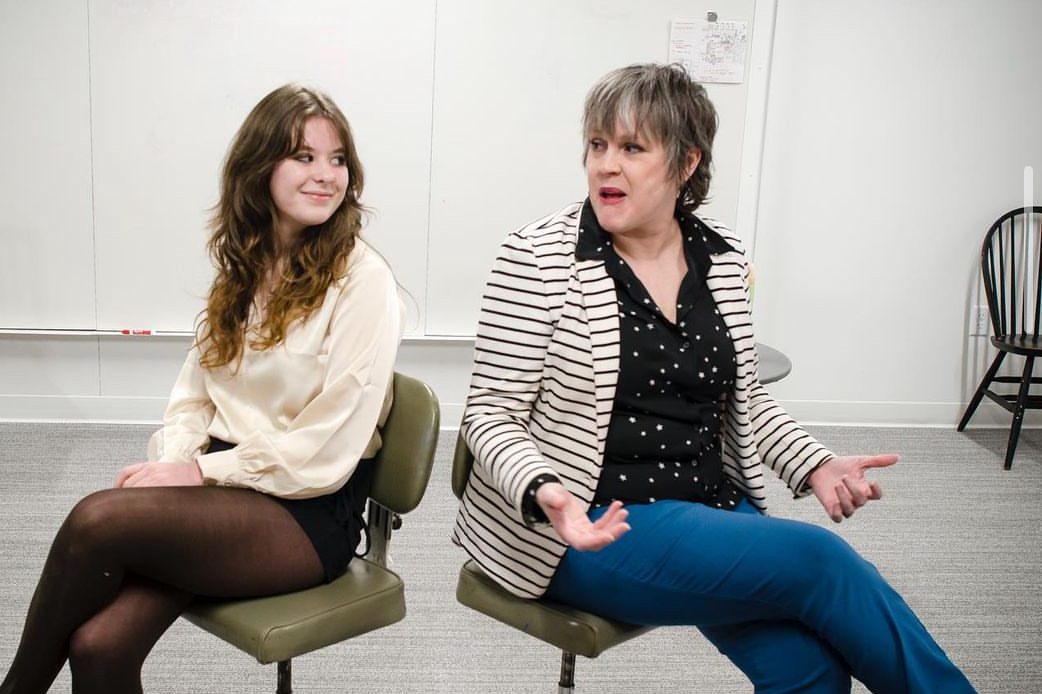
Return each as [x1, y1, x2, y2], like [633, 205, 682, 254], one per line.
[546, 499, 976, 693]
[698, 618, 851, 694]
[67, 576, 192, 694]
[0, 485, 325, 694]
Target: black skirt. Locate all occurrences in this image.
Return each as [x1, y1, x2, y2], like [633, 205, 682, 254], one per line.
[205, 438, 373, 582]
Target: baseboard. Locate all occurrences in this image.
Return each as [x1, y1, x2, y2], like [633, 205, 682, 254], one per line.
[0, 395, 169, 423]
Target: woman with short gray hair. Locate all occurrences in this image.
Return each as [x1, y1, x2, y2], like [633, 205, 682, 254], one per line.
[454, 63, 974, 693]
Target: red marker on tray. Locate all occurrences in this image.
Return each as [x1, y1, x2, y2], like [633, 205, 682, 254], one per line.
[120, 329, 153, 336]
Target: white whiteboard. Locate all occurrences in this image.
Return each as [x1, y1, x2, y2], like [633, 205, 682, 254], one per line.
[0, 0, 95, 329]
[89, 0, 436, 332]
[0, 0, 758, 335]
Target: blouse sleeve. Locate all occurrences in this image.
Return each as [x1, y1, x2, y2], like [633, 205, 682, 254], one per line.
[147, 346, 216, 464]
[462, 231, 560, 515]
[195, 253, 403, 498]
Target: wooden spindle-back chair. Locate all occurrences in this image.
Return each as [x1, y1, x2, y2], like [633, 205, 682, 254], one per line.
[958, 206, 1042, 468]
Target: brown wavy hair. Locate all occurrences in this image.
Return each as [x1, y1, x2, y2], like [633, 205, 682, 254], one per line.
[197, 84, 365, 369]
[582, 63, 717, 211]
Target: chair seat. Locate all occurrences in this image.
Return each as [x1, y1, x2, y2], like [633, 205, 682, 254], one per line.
[456, 560, 653, 659]
[183, 558, 405, 664]
[992, 334, 1042, 355]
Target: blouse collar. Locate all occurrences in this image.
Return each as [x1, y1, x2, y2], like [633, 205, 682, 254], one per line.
[575, 198, 736, 263]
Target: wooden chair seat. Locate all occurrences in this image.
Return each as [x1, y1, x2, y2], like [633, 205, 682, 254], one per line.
[992, 334, 1042, 356]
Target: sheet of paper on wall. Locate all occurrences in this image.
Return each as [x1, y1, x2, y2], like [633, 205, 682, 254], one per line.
[668, 19, 749, 84]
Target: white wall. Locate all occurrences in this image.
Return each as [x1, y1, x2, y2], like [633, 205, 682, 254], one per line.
[2, 0, 1040, 427]
[752, 0, 1042, 426]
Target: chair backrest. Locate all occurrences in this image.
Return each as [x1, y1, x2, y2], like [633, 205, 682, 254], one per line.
[982, 206, 1042, 338]
[450, 430, 473, 501]
[368, 372, 440, 514]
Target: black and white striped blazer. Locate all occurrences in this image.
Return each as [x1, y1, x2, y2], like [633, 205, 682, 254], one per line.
[453, 201, 834, 598]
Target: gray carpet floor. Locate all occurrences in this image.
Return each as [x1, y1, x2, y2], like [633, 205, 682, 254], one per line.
[0, 422, 1040, 693]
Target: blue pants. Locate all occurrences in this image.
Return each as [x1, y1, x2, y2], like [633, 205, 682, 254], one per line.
[545, 499, 976, 694]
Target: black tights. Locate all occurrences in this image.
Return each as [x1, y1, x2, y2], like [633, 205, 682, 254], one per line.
[0, 486, 325, 694]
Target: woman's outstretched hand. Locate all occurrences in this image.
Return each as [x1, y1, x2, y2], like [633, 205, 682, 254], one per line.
[535, 482, 630, 550]
[114, 461, 204, 488]
[808, 454, 899, 522]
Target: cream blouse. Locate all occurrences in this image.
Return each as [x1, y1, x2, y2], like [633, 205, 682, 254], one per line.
[147, 239, 404, 499]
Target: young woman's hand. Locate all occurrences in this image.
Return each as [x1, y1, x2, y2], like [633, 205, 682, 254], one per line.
[535, 482, 630, 550]
[114, 461, 204, 488]
[808, 454, 899, 522]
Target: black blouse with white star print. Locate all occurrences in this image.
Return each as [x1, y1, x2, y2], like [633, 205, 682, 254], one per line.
[583, 202, 745, 511]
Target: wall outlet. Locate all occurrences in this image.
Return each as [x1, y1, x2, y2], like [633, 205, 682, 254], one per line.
[970, 305, 990, 336]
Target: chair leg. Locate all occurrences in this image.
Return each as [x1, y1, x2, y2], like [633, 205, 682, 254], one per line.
[276, 659, 292, 694]
[557, 651, 576, 693]
[958, 351, 1007, 431]
[1004, 356, 1036, 470]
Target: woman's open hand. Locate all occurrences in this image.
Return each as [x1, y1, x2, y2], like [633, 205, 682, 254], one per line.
[808, 454, 899, 522]
[114, 461, 204, 488]
[535, 482, 630, 550]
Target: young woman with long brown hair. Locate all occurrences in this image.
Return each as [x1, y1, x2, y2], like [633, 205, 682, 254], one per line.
[1, 84, 403, 693]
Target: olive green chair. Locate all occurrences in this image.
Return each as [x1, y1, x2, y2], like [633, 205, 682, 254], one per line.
[451, 433, 654, 693]
[183, 372, 440, 694]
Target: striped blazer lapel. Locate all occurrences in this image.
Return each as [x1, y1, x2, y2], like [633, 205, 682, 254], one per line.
[704, 241, 767, 503]
[576, 258, 620, 459]
[571, 199, 621, 464]
[704, 246, 755, 386]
